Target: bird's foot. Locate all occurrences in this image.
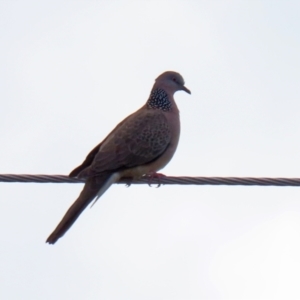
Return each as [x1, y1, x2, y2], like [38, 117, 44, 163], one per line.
[144, 172, 166, 188]
[123, 177, 134, 187]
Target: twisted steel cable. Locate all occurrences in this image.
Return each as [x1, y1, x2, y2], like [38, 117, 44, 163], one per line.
[1, 174, 300, 186]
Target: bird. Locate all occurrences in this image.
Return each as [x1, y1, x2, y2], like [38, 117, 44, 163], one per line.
[46, 71, 191, 244]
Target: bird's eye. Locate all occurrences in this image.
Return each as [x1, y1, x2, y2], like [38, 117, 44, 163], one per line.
[172, 77, 177, 83]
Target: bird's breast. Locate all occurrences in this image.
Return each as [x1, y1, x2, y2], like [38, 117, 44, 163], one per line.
[120, 110, 180, 178]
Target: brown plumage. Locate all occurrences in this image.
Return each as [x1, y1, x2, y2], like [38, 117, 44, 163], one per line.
[46, 71, 191, 244]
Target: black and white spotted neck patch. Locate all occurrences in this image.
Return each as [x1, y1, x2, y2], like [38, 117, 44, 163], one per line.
[147, 88, 171, 111]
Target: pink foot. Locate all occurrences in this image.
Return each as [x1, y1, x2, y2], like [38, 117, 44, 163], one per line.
[144, 172, 166, 187]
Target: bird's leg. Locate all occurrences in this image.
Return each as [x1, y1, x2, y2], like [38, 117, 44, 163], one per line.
[122, 177, 134, 187]
[144, 172, 166, 188]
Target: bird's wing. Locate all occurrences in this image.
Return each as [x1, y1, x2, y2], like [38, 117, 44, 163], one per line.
[69, 112, 136, 177]
[69, 143, 102, 177]
[79, 109, 172, 177]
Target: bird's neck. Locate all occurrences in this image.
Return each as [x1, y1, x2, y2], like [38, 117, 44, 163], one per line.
[147, 88, 172, 111]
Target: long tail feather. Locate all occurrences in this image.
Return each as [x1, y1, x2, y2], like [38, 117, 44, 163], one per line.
[46, 173, 119, 244]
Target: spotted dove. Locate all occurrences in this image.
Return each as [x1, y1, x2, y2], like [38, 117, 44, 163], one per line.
[46, 71, 191, 244]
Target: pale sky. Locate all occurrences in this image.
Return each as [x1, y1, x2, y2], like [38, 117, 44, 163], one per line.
[1, 1, 300, 299]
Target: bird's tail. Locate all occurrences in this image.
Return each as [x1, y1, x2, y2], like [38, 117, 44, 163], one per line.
[46, 173, 120, 244]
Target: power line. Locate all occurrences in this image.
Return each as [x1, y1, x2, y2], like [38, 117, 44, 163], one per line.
[1, 174, 300, 186]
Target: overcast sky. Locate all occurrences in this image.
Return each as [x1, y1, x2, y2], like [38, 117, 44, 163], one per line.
[1, 1, 300, 299]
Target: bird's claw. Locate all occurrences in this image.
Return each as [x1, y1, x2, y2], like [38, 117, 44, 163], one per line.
[123, 177, 133, 187]
[144, 172, 166, 188]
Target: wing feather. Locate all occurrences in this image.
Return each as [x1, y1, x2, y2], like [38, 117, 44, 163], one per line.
[81, 110, 171, 177]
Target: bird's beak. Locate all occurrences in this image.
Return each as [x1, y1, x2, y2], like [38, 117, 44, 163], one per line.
[182, 85, 191, 94]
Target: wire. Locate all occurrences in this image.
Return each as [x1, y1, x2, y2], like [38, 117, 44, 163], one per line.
[1, 174, 300, 186]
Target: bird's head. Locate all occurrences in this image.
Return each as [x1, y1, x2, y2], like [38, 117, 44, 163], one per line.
[155, 71, 191, 95]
